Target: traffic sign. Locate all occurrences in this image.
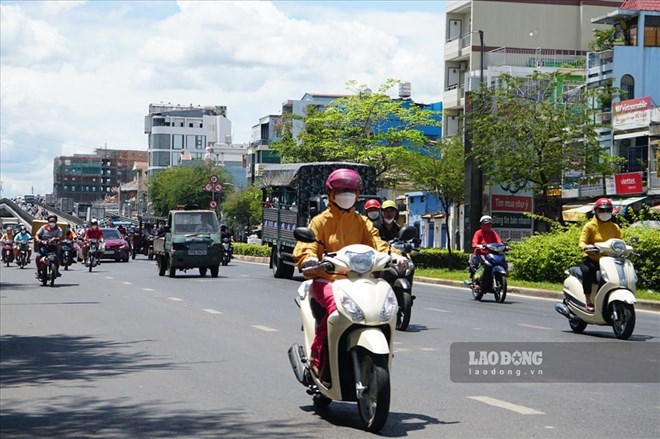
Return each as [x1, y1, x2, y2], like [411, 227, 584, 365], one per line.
[209, 200, 218, 208]
[210, 175, 219, 184]
[214, 183, 223, 192]
[204, 183, 213, 192]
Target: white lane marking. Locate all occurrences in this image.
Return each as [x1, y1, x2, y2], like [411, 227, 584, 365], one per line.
[203, 308, 222, 315]
[105, 276, 114, 279]
[468, 396, 545, 415]
[426, 307, 451, 313]
[252, 325, 278, 332]
[168, 297, 183, 301]
[519, 323, 552, 330]
[420, 347, 437, 351]
[143, 288, 155, 292]
[123, 281, 132, 285]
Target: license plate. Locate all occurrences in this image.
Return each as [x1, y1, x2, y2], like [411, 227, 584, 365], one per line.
[104, 250, 115, 255]
[188, 250, 207, 255]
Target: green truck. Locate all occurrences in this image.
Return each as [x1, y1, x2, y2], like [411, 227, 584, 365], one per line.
[153, 208, 223, 278]
[261, 162, 377, 279]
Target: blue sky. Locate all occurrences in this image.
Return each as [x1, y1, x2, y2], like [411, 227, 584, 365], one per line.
[0, 1, 446, 198]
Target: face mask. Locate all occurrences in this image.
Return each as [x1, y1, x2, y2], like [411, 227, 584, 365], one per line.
[49, 222, 56, 228]
[334, 192, 357, 210]
[92, 225, 98, 229]
[367, 211, 379, 220]
[384, 218, 394, 224]
[597, 212, 612, 222]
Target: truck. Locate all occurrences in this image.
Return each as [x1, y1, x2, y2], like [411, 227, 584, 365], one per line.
[153, 208, 223, 278]
[57, 197, 74, 215]
[261, 162, 377, 279]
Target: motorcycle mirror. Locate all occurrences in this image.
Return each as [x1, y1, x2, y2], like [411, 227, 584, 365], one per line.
[630, 236, 639, 243]
[399, 225, 417, 242]
[294, 227, 316, 243]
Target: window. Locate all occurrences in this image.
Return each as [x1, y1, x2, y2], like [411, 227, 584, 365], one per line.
[187, 135, 206, 149]
[150, 133, 171, 150]
[189, 123, 193, 128]
[620, 75, 635, 100]
[152, 151, 171, 167]
[173, 134, 184, 149]
[645, 16, 660, 47]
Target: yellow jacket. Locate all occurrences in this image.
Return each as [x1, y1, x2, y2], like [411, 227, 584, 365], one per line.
[579, 217, 622, 262]
[294, 203, 393, 281]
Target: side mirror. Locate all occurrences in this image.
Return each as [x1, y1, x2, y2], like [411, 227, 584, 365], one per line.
[294, 227, 316, 243]
[399, 225, 417, 242]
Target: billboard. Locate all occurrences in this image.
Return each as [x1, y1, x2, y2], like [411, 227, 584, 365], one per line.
[613, 97, 651, 130]
[490, 185, 534, 241]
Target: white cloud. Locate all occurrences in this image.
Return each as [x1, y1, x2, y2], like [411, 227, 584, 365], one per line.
[0, 1, 445, 198]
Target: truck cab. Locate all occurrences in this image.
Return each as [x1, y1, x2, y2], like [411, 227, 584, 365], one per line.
[153, 208, 223, 278]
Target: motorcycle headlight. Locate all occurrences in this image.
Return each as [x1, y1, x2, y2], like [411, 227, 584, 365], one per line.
[380, 289, 398, 323]
[610, 240, 626, 255]
[337, 289, 364, 322]
[346, 250, 375, 274]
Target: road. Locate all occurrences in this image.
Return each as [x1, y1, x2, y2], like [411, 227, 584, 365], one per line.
[1, 257, 659, 438]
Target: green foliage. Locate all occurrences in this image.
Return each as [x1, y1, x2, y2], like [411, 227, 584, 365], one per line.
[411, 247, 470, 270]
[271, 78, 441, 188]
[622, 227, 660, 291]
[589, 27, 616, 52]
[221, 186, 263, 233]
[148, 164, 233, 216]
[233, 242, 271, 257]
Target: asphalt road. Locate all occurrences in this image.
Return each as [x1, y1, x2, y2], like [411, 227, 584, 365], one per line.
[1, 257, 659, 439]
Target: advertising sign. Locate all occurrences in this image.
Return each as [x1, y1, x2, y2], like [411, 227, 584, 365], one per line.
[613, 97, 651, 130]
[490, 185, 534, 241]
[614, 172, 643, 195]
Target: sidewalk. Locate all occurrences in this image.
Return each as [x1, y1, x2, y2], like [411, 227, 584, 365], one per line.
[234, 255, 660, 313]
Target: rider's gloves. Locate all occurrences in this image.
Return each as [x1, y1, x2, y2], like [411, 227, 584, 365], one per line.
[301, 256, 319, 269]
[391, 257, 409, 271]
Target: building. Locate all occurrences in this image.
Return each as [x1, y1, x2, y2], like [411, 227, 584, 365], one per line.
[144, 103, 232, 177]
[246, 115, 283, 184]
[443, 0, 624, 249]
[53, 148, 147, 204]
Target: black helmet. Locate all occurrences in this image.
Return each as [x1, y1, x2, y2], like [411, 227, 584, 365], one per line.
[220, 224, 227, 231]
[47, 214, 58, 222]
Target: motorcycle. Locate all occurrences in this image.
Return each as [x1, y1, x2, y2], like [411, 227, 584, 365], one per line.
[221, 238, 232, 266]
[87, 239, 101, 272]
[37, 239, 60, 287]
[465, 242, 510, 303]
[2, 240, 14, 266]
[287, 226, 416, 432]
[147, 235, 155, 260]
[16, 242, 30, 268]
[555, 238, 638, 340]
[380, 229, 417, 331]
[60, 239, 74, 271]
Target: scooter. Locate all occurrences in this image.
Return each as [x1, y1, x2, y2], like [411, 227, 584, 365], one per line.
[555, 238, 638, 340]
[2, 240, 14, 266]
[87, 239, 101, 272]
[36, 239, 60, 287]
[60, 239, 74, 271]
[287, 226, 416, 432]
[221, 238, 232, 266]
[380, 230, 417, 331]
[465, 242, 510, 303]
[16, 242, 30, 268]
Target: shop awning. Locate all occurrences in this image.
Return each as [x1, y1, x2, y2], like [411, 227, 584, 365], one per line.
[611, 196, 647, 215]
[562, 204, 594, 222]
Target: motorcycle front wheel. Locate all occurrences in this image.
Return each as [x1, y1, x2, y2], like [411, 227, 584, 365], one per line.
[396, 291, 412, 331]
[41, 267, 47, 286]
[611, 301, 635, 340]
[493, 272, 507, 303]
[354, 348, 390, 433]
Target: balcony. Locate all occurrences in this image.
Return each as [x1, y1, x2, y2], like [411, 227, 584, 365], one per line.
[489, 47, 585, 69]
[443, 85, 464, 110]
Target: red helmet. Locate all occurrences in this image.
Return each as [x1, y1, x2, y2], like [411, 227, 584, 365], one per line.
[325, 168, 362, 191]
[594, 198, 613, 211]
[365, 199, 381, 210]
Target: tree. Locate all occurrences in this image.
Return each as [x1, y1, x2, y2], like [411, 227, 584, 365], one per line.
[408, 136, 465, 257]
[220, 185, 263, 240]
[271, 79, 441, 188]
[148, 164, 233, 215]
[468, 71, 622, 224]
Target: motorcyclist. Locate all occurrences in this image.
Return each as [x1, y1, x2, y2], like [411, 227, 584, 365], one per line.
[365, 199, 382, 227]
[61, 224, 78, 264]
[82, 218, 105, 266]
[220, 224, 233, 258]
[13, 225, 33, 262]
[470, 215, 504, 291]
[35, 214, 63, 278]
[378, 200, 401, 241]
[2, 226, 15, 261]
[154, 220, 167, 238]
[579, 198, 622, 312]
[293, 168, 404, 379]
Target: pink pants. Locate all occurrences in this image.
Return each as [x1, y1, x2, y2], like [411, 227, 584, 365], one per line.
[310, 280, 336, 372]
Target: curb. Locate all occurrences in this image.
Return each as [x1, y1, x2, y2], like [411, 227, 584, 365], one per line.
[233, 256, 660, 313]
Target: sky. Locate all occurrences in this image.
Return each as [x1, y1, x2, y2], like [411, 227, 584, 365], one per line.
[0, 0, 446, 199]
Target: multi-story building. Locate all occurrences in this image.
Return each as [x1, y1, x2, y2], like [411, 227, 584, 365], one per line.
[144, 103, 232, 177]
[53, 148, 147, 204]
[443, 0, 623, 249]
[246, 115, 283, 184]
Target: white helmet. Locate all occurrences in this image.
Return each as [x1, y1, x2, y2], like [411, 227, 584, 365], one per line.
[480, 215, 493, 224]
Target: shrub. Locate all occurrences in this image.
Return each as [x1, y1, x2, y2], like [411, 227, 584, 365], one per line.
[233, 242, 271, 258]
[412, 248, 469, 270]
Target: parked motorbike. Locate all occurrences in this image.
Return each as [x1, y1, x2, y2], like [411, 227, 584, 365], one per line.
[2, 240, 14, 267]
[16, 242, 30, 268]
[87, 239, 101, 272]
[465, 242, 510, 303]
[60, 239, 74, 271]
[380, 228, 417, 331]
[221, 238, 232, 266]
[37, 240, 60, 287]
[555, 238, 638, 340]
[287, 226, 415, 432]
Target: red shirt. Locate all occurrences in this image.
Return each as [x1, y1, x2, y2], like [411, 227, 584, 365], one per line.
[84, 227, 104, 240]
[472, 228, 502, 255]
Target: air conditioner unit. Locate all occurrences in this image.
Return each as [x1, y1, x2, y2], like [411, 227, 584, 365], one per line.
[459, 62, 467, 71]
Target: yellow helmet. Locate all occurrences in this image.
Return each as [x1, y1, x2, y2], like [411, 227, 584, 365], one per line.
[382, 200, 397, 210]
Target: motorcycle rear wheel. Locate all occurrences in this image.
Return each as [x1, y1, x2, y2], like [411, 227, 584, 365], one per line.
[41, 268, 47, 286]
[472, 284, 483, 301]
[49, 262, 56, 287]
[355, 348, 390, 433]
[312, 394, 332, 409]
[569, 318, 587, 333]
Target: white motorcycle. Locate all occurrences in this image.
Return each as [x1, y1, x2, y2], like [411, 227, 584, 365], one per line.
[288, 226, 416, 432]
[555, 238, 638, 340]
